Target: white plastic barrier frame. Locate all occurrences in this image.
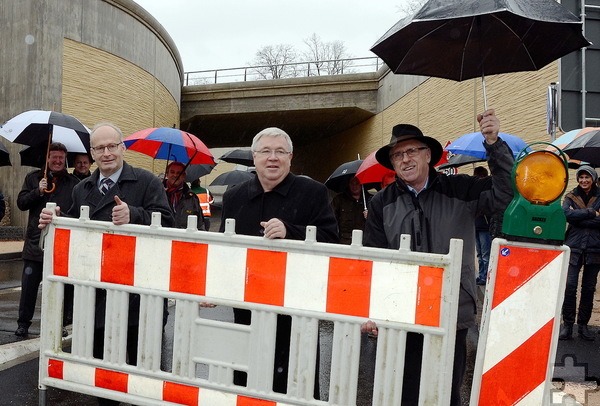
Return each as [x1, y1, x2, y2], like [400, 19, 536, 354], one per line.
[38, 205, 463, 406]
[470, 238, 570, 405]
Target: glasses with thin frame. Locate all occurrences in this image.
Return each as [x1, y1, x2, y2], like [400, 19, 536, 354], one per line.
[253, 148, 291, 158]
[90, 142, 123, 154]
[389, 146, 429, 162]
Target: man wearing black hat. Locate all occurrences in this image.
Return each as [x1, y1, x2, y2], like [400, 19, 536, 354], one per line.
[361, 109, 514, 405]
[558, 164, 600, 341]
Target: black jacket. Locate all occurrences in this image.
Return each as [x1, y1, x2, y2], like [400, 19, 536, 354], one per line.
[18, 169, 80, 262]
[220, 173, 339, 243]
[563, 184, 600, 265]
[364, 139, 514, 329]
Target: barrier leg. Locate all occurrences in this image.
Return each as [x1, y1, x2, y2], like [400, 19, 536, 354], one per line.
[38, 386, 46, 406]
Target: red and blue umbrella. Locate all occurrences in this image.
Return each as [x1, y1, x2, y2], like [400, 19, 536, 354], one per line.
[124, 127, 215, 165]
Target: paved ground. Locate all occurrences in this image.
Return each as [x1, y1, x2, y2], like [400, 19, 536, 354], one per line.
[1, 237, 599, 404]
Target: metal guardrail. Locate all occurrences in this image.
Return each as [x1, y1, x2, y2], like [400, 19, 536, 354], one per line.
[183, 56, 383, 86]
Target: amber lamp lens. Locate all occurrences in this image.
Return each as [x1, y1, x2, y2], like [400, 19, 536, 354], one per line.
[515, 151, 567, 205]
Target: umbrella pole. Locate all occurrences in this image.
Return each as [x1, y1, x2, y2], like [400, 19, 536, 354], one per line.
[43, 129, 56, 194]
[358, 153, 367, 211]
[481, 73, 488, 112]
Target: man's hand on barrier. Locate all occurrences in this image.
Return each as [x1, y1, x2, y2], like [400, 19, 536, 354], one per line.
[260, 218, 286, 239]
[112, 196, 130, 225]
[361, 320, 378, 338]
[38, 206, 60, 229]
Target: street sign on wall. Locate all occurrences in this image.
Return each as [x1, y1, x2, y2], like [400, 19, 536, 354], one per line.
[559, 0, 600, 131]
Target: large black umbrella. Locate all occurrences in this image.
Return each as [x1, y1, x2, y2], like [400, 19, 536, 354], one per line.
[562, 129, 600, 167]
[0, 110, 90, 152]
[209, 170, 254, 187]
[19, 145, 82, 169]
[0, 139, 11, 167]
[371, 0, 591, 108]
[219, 149, 254, 166]
[324, 159, 363, 193]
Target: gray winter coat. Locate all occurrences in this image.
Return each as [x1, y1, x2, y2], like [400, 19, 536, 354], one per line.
[364, 139, 514, 329]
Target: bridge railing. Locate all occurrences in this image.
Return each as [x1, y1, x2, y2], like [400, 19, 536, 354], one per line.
[183, 56, 383, 86]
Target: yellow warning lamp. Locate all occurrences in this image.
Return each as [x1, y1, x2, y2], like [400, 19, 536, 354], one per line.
[502, 143, 568, 244]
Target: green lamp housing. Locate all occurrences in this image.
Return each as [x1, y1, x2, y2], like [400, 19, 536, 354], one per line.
[502, 143, 569, 245]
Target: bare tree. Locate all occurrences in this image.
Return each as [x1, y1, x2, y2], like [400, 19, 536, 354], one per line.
[303, 33, 353, 76]
[250, 44, 298, 79]
[398, 0, 425, 17]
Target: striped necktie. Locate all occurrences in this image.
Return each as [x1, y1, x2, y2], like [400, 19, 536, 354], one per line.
[99, 178, 114, 195]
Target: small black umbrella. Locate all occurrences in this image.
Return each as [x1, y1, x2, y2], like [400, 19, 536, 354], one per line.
[437, 153, 485, 170]
[371, 0, 591, 108]
[209, 170, 254, 187]
[219, 149, 254, 166]
[324, 159, 363, 193]
[562, 129, 600, 167]
[0, 139, 11, 167]
[185, 163, 216, 182]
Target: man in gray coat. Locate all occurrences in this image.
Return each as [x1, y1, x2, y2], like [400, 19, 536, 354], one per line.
[361, 109, 514, 405]
[40, 123, 174, 406]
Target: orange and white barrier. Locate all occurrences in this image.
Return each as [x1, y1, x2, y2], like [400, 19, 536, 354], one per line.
[470, 238, 570, 405]
[38, 205, 463, 405]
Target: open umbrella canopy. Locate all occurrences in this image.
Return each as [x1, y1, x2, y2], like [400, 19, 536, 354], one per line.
[562, 129, 600, 167]
[547, 127, 599, 167]
[219, 149, 254, 166]
[19, 145, 82, 169]
[355, 151, 396, 185]
[446, 132, 528, 159]
[0, 110, 90, 153]
[324, 159, 363, 193]
[437, 153, 485, 170]
[209, 170, 254, 187]
[124, 127, 215, 165]
[371, 0, 590, 82]
[0, 139, 11, 167]
[185, 163, 216, 182]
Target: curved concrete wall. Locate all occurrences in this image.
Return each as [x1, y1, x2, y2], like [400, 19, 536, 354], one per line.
[0, 0, 183, 228]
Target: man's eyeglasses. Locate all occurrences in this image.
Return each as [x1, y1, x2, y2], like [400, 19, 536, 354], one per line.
[90, 142, 122, 154]
[389, 146, 429, 162]
[253, 148, 291, 158]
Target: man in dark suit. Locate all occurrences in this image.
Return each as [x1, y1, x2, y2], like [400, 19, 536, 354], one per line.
[40, 123, 174, 405]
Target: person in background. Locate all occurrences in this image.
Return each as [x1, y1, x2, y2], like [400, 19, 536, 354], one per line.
[558, 165, 600, 341]
[39, 123, 174, 406]
[164, 161, 205, 230]
[0, 189, 5, 221]
[220, 127, 338, 398]
[332, 176, 369, 244]
[72, 153, 92, 180]
[473, 166, 492, 285]
[16, 142, 80, 337]
[190, 178, 213, 230]
[361, 109, 514, 405]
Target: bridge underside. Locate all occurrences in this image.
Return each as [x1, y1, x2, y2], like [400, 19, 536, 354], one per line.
[181, 107, 375, 148]
[180, 73, 379, 148]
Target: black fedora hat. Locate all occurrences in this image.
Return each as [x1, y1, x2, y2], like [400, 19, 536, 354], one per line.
[375, 124, 443, 170]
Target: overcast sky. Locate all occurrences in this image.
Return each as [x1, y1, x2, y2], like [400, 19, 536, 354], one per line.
[134, 0, 410, 73]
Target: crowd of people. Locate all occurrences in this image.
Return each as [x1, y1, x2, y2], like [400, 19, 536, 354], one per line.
[9, 108, 598, 404]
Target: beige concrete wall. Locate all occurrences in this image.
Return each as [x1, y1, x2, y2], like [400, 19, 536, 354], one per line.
[0, 0, 182, 228]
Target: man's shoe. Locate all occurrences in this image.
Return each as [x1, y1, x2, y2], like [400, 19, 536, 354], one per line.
[558, 324, 573, 340]
[62, 327, 68, 338]
[578, 325, 595, 341]
[15, 326, 28, 337]
[476, 277, 486, 286]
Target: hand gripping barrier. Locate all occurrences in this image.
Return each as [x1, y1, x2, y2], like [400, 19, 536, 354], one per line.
[38, 204, 463, 406]
[470, 238, 570, 405]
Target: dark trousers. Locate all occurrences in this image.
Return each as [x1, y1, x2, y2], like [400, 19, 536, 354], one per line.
[93, 325, 139, 406]
[401, 328, 468, 406]
[233, 308, 320, 399]
[18, 260, 73, 328]
[562, 256, 600, 325]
